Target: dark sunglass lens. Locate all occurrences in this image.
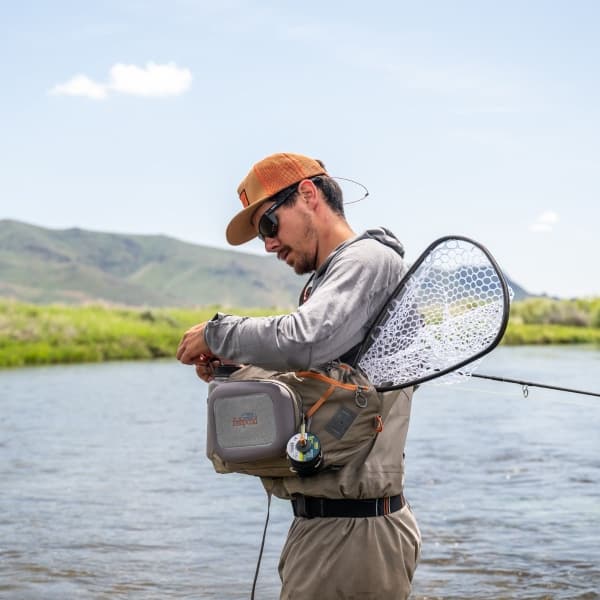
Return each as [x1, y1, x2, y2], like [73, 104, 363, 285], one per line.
[258, 213, 278, 241]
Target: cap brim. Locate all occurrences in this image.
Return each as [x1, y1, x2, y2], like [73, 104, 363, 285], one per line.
[226, 199, 270, 245]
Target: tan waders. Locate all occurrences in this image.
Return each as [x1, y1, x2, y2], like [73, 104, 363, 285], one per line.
[279, 502, 420, 599]
[262, 387, 421, 599]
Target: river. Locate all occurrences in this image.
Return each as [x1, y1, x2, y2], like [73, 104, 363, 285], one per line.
[1, 346, 599, 599]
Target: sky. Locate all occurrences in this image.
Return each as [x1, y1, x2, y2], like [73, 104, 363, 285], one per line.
[1, 0, 599, 298]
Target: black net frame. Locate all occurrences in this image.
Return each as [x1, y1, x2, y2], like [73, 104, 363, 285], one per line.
[354, 235, 511, 391]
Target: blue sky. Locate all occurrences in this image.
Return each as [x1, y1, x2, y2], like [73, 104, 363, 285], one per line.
[1, 1, 598, 298]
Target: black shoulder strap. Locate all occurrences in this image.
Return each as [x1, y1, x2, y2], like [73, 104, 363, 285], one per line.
[338, 343, 362, 367]
[298, 273, 316, 306]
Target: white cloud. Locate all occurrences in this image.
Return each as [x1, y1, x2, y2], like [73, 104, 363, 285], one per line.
[49, 62, 192, 100]
[529, 210, 559, 233]
[108, 62, 192, 97]
[49, 74, 108, 100]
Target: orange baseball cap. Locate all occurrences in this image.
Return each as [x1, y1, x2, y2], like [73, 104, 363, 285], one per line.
[226, 152, 327, 245]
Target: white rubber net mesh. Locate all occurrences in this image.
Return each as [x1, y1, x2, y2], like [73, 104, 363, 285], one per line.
[358, 238, 511, 388]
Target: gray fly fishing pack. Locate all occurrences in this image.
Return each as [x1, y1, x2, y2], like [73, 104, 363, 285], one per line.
[206, 363, 382, 478]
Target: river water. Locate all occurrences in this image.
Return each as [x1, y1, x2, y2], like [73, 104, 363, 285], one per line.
[1, 346, 599, 599]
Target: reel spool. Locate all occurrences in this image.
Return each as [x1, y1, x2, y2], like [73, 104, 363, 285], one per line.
[286, 431, 323, 477]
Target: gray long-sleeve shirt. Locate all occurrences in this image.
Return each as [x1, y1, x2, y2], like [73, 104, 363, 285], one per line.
[204, 227, 407, 371]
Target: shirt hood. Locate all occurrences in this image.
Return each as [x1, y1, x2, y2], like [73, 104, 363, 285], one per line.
[361, 227, 405, 258]
[316, 227, 405, 277]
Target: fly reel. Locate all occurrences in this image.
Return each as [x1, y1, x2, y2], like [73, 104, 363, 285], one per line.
[286, 429, 322, 477]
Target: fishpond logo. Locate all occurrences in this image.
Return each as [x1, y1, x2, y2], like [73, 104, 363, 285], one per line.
[232, 412, 258, 427]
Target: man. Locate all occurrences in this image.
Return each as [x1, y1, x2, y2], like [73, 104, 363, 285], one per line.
[176, 152, 421, 599]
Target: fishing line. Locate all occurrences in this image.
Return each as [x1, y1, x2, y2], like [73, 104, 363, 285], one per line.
[432, 383, 513, 398]
[250, 490, 271, 600]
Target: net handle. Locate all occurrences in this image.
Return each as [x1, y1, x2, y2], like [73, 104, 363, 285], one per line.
[354, 235, 511, 392]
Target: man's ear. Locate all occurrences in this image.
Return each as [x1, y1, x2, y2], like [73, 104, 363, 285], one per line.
[297, 179, 319, 209]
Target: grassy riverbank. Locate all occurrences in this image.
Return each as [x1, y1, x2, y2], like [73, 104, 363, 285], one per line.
[502, 323, 600, 345]
[1, 298, 599, 368]
[0, 301, 273, 368]
[505, 297, 600, 344]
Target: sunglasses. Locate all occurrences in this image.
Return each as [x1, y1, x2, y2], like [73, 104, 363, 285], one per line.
[257, 186, 298, 241]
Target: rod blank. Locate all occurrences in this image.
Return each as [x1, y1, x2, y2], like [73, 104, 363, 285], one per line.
[471, 373, 600, 398]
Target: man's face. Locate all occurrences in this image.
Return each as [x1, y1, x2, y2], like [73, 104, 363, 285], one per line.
[252, 196, 318, 275]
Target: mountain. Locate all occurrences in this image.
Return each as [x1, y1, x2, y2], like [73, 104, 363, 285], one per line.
[504, 278, 529, 302]
[0, 220, 306, 308]
[0, 219, 531, 307]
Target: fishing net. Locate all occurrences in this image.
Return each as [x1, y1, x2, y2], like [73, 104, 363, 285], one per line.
[357, 236, 512, 390]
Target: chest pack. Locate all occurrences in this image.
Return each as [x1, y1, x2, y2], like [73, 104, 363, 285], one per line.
[206, 363, 383, 478]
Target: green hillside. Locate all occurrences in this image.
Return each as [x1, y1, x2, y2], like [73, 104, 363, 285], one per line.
[0, 219, 305, 308]
[0, 219, 532, 308]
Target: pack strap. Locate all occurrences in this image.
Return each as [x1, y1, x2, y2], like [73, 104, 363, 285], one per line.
[294, 370, 370, 420]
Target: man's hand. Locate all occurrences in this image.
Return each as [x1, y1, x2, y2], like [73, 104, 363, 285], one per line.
[194, 353, 221, 383]
[176, 322, 212, 365]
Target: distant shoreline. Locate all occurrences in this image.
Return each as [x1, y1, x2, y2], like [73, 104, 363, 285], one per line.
[0, 301, 269, 369]
[502, 324, 600, 345]
[1, 300, 599, 369]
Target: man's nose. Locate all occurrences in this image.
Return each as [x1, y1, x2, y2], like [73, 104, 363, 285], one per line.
[264, 236, 279, 252]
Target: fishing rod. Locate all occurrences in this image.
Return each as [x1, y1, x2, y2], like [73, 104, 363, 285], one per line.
[471, 373, 600, 399]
